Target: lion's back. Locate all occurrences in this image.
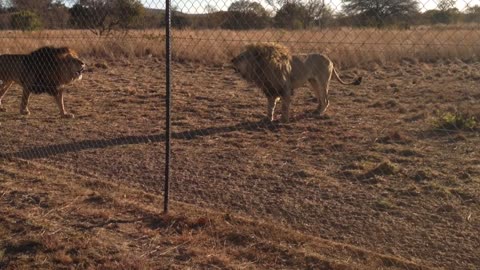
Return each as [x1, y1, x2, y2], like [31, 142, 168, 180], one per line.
[289, 54, 333, 87]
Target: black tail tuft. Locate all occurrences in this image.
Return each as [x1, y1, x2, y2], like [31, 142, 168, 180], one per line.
[353, 76, 362, 85]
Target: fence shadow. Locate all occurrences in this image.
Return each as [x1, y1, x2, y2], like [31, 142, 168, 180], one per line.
[1, 120, 282, 160]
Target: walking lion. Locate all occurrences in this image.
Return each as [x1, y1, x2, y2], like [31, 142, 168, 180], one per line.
[231, 43, 362, 122]
[0, 46, 86, 118]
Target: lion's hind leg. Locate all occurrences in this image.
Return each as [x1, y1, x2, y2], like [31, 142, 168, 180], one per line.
[309, 75, 331, 115]
[0, 81, 14, 112]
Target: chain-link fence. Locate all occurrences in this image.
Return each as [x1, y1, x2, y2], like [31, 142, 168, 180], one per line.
[1, 0, 479, 269]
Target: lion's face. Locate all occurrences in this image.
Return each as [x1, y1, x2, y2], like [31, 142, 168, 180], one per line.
[52, 51, 86, 85]
[58, 53, 86, 84]
[231, 52, 253, 80]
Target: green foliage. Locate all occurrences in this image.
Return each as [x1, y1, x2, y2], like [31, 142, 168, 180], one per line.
[69, 0, 145, 36]
[228, 0, 267, 15]
[342, 0, 419, 28]
[434, 112, 477, 131]
[464, 5, 480, 23]
[116, 0, 145, 29]
[171, 12, 191, 29]
[437, 0, 456, 11]
[223, 0, 270, 29]
[1, 0, 479, 30]
[68, 4, 88, 28]
[274, 2, 310, 29]
[10, 10, 42, 31]
[425, 8, 460, 24]
[313, 4, 335, 28]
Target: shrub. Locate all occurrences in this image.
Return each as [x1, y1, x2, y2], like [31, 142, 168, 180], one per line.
[10, 11, 42, 31]
[274, 2, 310, 29]
[434, 112, 477, 131]
[69, 0, 144, 36]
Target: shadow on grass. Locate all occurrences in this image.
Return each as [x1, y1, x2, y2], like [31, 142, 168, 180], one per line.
[1, 120, 283, 159]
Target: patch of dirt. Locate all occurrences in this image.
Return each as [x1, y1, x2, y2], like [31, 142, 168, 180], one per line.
[1, 58, 479, 269]
[0, 159, 429, 269]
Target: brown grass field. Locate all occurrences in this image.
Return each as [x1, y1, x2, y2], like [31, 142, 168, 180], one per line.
[1, 26, 479, 66]
[1, 28, 480, 269]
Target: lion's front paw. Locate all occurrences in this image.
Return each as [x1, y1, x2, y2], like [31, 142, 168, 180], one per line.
[20, 109, 30, 115]
[61, 113, 75, 119]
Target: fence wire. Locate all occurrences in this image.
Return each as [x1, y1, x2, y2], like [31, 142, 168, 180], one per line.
[0, 0, 479, 269]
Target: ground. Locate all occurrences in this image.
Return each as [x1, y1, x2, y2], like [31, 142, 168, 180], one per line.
[1, 57, 479, 269]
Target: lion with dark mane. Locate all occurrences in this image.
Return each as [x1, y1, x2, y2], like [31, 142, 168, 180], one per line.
[0, 46, 86, 118]
[231, 43, 362, 122]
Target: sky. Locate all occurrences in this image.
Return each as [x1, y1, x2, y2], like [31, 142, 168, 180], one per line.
[140, 0, 480, 14]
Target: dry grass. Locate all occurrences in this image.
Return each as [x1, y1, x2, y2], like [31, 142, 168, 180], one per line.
[1, 25, 480, 67]
[0, 158, 431, 269]
[0, 56, 479, 269]
[1, 25, 480, 269]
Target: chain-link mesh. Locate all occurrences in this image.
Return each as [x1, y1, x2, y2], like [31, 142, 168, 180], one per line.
[1, 0, 479, 269]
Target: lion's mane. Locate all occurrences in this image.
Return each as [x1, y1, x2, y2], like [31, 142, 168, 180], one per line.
[235, 42, 292, 97]
[20, 46, 81, 95]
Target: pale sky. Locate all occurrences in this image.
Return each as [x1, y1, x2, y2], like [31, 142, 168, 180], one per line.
[141, 0, 480, 14]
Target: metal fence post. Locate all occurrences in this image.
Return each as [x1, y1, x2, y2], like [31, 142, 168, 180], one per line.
[164, 0, 172, 214]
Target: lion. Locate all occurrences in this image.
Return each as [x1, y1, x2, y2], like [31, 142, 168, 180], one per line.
[231, 43, 362, 122]
[0, 46, 86, 118]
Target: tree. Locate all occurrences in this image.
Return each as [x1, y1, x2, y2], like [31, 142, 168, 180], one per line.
[9, 0, 69, 28]
[424, 0, 460, 25]
[228, 0, 267, 14]
[264, 0, 334, 28]
[465, 5, 480, 23]
[189, 5, 224, 29]
[166, 6, 192, 29]
[43, 1, 70, 29]
[142, 7, 163, 28]
[204, 4, 217, 14]
[116, 0, 144, 29]
[203, 4, 220, 28]
[223, 0, 270, 29]
[11, 10, 42, 31]
[429, 9, 460, 24]
[342, 0, 419, 28]
[171, 12, 191, 29]
[438, 0, 456, 11]
[69, 0, 144, 36]
[274, 2, 310, 29]
[305, 0, 335, 28]
[10, 0, 51, 11]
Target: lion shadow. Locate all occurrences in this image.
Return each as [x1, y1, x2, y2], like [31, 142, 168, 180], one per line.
[1, 120, 284, 160]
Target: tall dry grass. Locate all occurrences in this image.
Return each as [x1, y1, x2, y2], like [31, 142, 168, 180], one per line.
[0, 26, 479, 68]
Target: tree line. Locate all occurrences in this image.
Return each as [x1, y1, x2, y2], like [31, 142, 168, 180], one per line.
[0, 0, 479, 34]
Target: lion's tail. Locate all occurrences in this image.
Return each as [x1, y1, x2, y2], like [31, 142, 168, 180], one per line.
[333, 67, 362, 86]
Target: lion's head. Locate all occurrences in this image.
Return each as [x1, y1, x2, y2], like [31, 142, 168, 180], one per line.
[23, 47, 85, 94]
[56, 48, 86, 84]
[231, 43, 292, 97]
